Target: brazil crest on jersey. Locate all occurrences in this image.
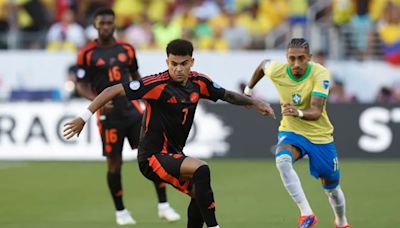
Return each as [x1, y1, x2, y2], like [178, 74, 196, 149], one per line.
[264, 61, 334, 144]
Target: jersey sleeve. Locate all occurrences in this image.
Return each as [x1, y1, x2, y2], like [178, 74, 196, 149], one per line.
[123, 78, 166, 101]
[196, 74, 226, 102]
[262, 60, 274, 79]
[76, 48, 94, 83]
[121, 43, 139, 74]
[312, 68, 331, 99]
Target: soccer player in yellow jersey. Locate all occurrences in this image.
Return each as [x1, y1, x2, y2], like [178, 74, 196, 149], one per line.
[244, 38, 351, 228]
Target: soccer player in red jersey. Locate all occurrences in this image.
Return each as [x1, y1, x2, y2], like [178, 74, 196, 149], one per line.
[65, 38, 275, 227]
[75, 8, 179, 225]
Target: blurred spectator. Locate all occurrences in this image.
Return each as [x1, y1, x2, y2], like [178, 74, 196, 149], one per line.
[193, 17, 213, 42]
[53, 0, 80, 22]
[378, 1, 400, 65]
[64, 64, 81, 99]
[375, 86, 397, 103]
[198, 25, 228, 51]
[332, 0, 353, 26]
[46, 9, 85, 51]
[173, 3, 198, 40]
[80, 0, 110, 26]
[11, 0, 50, 49]
[237, 2, 272, 49]
[124, 14, 155, 49]
[350, 0, 372, 60]
[313, 50, 327, 65]
[287, 0, 308, 37]
[328, 79, 358, 103]
[259, 0, 288, 28]
[193, 0, 221, 21]
[152, 12, 182, 49]
[223, 12, 251, 49]
[313, 51, 357, 103]
[113, 0, 142, 29]
[0, 0, 9, 49]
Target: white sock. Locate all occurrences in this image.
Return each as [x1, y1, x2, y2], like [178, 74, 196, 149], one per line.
[325, 186, 348, 226]
[208, 226, 220, 228]
[158, 202, 170, 211]
[276, 154, 313, 216]
[116, 209, 128, 215]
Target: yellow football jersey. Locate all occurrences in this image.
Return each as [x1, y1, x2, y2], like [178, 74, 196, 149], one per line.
[264, 61, 334, 144]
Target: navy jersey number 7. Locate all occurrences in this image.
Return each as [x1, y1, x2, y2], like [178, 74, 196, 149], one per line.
[122, 70, 225, 161]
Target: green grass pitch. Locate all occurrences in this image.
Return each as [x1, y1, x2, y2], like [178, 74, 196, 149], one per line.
[0, 159, 399, 227]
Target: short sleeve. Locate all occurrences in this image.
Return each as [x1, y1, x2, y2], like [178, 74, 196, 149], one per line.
[120, 42, 139, 74]
[195, 74, 226, 102]
[262, 60, 274, 79]
[129, 56, 139, 74]
[312, 68, 331, 99]
[123, 79, 167, 101]
[76, 48, 94, 82]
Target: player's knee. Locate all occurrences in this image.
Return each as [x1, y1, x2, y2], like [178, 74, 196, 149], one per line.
[275, 150, 293, 171]
[192, 165, 210, 184]
[321, 178, 340, 190]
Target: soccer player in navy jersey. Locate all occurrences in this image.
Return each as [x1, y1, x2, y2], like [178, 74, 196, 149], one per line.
[65, 38, 275, 227]
[75, 8, 179, 225]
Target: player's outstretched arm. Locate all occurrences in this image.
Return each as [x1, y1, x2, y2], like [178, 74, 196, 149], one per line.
[244, 59, 269, 96]
[221, 90, 275, 118]
[63, 84, 126, 139]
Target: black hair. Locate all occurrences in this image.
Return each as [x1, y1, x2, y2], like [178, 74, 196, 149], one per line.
[93, 8, 115, 19]
[166, 39, 193, 56]
[288, 38, 310, 53]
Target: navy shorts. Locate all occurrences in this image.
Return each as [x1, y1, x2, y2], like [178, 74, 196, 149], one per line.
[139, 152, 192, 194]
[97, 117, 141, 156]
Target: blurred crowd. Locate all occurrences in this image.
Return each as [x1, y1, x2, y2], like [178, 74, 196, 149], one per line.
[1, 0, 399, 104]
[0, 0, 398, 58]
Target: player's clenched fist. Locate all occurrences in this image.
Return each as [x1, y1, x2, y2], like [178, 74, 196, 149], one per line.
[63, 117, 85, 139]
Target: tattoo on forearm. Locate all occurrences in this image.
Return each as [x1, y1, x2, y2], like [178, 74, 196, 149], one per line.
[223, 91, 253, 105]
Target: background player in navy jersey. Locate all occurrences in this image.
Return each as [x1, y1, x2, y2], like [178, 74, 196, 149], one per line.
[75, 8, 179, 225]
[65, 39, 275, 228]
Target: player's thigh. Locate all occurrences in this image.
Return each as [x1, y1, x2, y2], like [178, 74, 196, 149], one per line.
[276, 131, 309, 161]
[308, 142, 340, 185]
[139, 153, 191, 194]
[99, 120, 125, 156]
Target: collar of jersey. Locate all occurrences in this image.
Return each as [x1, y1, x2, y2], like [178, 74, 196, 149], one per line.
[286, 63, 312, 82]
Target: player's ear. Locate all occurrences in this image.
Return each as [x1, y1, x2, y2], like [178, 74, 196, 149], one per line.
[190, 57, 194, 67]
[93, 17, 98, 29]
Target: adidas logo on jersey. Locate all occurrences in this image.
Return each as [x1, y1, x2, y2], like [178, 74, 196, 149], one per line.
[96, 58, 105, 66]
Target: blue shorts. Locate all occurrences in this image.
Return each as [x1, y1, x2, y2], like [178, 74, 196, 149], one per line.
[277, 131, 340, 184]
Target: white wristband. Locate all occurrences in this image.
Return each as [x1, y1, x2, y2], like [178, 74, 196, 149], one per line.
[78, 109, 93, 123]
[297, 109, 304, 118]
[244, 86, 253, 96]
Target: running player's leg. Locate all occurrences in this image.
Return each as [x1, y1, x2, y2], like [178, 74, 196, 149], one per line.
[127, 120, 180, 221]
[187, 198, 204, 228]
[139, 154, 219, 228]
[310, 143, 350, 227]
[180, 157, 218, 228]
[275, 143, 313, 215]
[100, 121, 135, 225]
[106, 154, 124, 211]
[276, 132, 317, 227]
